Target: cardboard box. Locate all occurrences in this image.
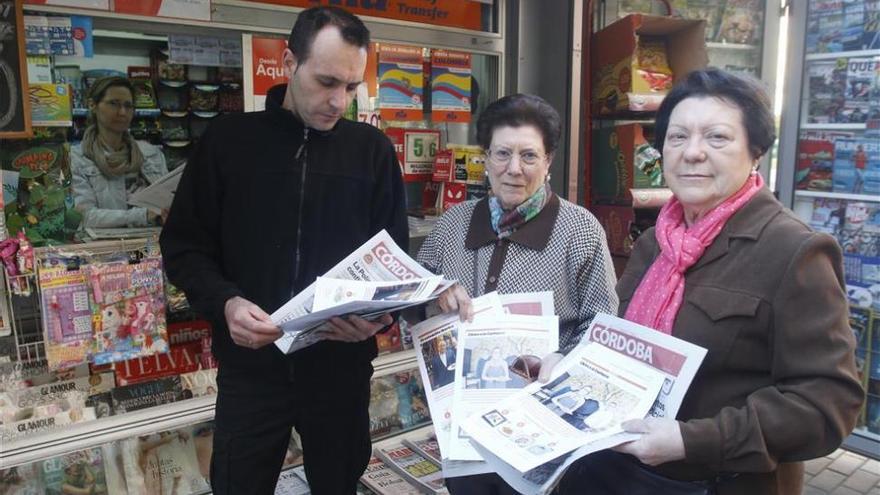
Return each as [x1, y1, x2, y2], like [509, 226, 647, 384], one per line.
[593, 14, 708, 115]
[28, 83, 73, 126]
[592, 124, 663, 205]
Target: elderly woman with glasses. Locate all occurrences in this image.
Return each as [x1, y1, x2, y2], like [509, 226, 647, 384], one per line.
[417, 93, 618, 494]
[71, 76, 168, 229]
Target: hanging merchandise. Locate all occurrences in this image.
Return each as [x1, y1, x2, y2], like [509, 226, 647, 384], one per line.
[47, 16, 73, 56]
[189, 112, 216, 141]
[28, 83, 73, 126]
[218, 82, 243, 113]
[85, 257, 169, 365]
[127, 66, 158, 109]
[156, 81, 189, 112]
[153, 48, 187, 82]
[159, 112, 190, 142]
[0, 141, 80, 246]
[70, 15, 93, 58]
[378, 44, 424, 121]
[430, 49, 472, 123]
[385, 128, 440, 182]
[39, 262, 92, 370]
[189, 84, 219, 112]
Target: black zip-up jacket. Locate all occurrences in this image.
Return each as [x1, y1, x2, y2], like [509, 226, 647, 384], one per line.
[160, 84, 408, 372]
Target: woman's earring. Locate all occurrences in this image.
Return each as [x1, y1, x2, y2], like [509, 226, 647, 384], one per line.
[545, 173, 552, 183]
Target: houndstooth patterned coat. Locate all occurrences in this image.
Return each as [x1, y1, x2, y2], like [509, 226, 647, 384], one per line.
[417, 195, 619, 353]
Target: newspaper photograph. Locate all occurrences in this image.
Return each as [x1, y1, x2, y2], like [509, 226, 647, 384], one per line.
[410, 293, 503, 459]
[460, 342, 665, 473]
[127, 165, 184, 212]
[483, 313, 709, 495]
[448, 314, 559, 461]
[312, 276, 444, 312]
[273, 230, 452, 354]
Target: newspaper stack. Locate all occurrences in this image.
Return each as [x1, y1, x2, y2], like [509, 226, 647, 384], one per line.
[272, 230, 455, 354]
[411, 310, 708, 495]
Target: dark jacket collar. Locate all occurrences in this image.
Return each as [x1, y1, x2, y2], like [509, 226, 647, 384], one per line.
[265, 84, 338, 137]
[691, 186, 783, 270]
[465, 194, 560, 251]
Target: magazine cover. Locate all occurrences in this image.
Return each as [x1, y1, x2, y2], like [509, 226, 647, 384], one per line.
[110, 375, 185, 414]
[796, 139, 835, 191]
[39, 264, 93, 370]
[369, 368, 431, 438]
[40, 447, 107, 495]
[833, 138, 880, 194]
[85, 258, 169, 365]
[0, 463, 43, 494]
[806, 59, 847, 123]
[809, 198, 847, 235]
[274, 466, 310, 495]
[180, 368, 218, 399]
[140, 427, 210, 495]
[845, 57, 877, 100]
[375, 444, 445, 494]
[402, 433, 441, 467]
[807, 0, 866, 53]
[715, 0, 763, 45]
[100, 442, 129, 495]
[360, 455, 420, 495]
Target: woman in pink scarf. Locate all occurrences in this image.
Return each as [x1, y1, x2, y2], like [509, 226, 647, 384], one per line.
[560, 69, 862, 495]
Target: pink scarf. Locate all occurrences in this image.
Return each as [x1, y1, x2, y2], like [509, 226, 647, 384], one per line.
[624, 173, 764, 334]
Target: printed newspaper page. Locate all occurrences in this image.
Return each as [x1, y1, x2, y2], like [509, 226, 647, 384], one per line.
[272, 230, 450, 354]
[127, 165, 184, 212]
[312, 276, 443, 312]
[483, 313, 709, 495]
[410, 293, 504, 459]
[448, 314, 559, 461]
[460, 342, 665, 473]
[442, 291, 557, 479]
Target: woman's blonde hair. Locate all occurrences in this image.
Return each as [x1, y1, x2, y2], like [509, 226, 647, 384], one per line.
[85, 76, 134, 128]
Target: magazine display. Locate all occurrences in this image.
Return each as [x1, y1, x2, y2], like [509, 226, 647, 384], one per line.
[84, 258, 170, 365]
[101, 442, 129, 494]
[0, 463, 42, 494]
[1, 405, 96, 443]
[448, 314, 559, 461]
[180, 368, 218, 398]
[40, 447, 108, 495]
[273, 230, 454, 354]
[110, 375, 186, 414]
[38, 265, 92, 370]
[360, 455, 421, 495]
[375, 444, 446, 494]
[470, 313, 708, 495]
[141, 426, 210, 495]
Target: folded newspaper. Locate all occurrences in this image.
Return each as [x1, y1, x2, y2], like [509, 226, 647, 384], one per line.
[273, 230, 454, 354]
[127, 165, 185, 212]
[463, 313, 708, 495]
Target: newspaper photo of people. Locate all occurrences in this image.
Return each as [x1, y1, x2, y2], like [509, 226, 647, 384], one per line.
[423, 332, 458, 390]
[531, 371, 637, 433]
[461, 335, 547, 390]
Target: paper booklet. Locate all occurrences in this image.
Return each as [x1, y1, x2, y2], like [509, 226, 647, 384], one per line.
[375, 443, 446, 494]
[468, 313, 708, 495]
[360, 455, 421, 495]
[127, 165, 185, 212]
[272, 230, 454, 354]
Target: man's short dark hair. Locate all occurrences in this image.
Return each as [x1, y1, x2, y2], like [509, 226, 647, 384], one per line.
[288, 6, 370, 64]
[476, 93, 562, 155]
[654, 68, 776, 160]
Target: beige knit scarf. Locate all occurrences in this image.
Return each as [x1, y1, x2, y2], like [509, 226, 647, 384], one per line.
[81, 126, 144, 177]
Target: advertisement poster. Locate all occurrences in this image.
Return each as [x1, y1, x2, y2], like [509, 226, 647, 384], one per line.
[113, 0, 211, 21]
[431, 49, 471, 123]
[385, 128, 440, 182]
[378, 44, 424, 121]
[247, 35, 288, 111]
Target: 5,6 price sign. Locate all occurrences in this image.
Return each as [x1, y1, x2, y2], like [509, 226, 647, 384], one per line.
[386, 128, 441, 182]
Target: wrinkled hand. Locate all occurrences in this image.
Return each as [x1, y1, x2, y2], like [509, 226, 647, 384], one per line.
[225, 296, 282, 349]
[323, 313, 393, 342]
[437, 283, 473, 322]
[613, 417, 686, 466]
[537, 352, 564, 383]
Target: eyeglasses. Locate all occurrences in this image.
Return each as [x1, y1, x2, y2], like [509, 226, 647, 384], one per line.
[485, 148, 546, 169]
[101, 99, 135, 112]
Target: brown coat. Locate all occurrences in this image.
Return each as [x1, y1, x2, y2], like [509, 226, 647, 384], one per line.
[617, 188, 864, 495]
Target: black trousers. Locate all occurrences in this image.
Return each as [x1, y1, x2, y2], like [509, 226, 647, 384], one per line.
[446, 473, 520, 495]
[210, 357, 374, 495]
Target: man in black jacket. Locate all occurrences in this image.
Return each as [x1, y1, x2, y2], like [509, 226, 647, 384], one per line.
[160, 7, 408, 494]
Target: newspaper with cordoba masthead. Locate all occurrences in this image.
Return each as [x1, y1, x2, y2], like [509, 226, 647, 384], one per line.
[468, 313, 708, 495]
[272, 229, 454, 354]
